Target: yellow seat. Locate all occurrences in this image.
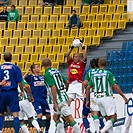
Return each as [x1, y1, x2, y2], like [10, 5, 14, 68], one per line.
[19, 0, 28, 6]
[87, 14, 95, 21]
[109, 21, 117, 29]
[17, 62, 24, 70]
[61, 45, 69, 53]
[10, 0, 18, 6]
[21, 54, 29, 62]
[31, 15, 39, 22]
[23, 30, 31, 38]
[35, 46, 43, 54]
[113, 13, 121, 20]
[29, 38, 38, 45]
[15, 46, 24, 54]
[122, 12, 130, 22]
[27, 22, 36, 30]
[92, 21, 100, 29]
[99, 5, 107, 14]
[113, 0, 120, 4]
[29, 0, 37, 6]
[83, 21, 91, 28]
[73, 5, 81, 15]
[121, 0, 127, 5]
[104, 0, 112, 4]
[57, 37, 66, 45]
[0, 30, 2, 38]
[8, 22, 16, 30]
[32, 30, 41, 38]
[88, 29, 96, 36]
[53, 6, 62, 15]
[80, 14, 86, 22]
[0, 38, 8, 46]
[96, 28, 105, 38]
[38, 38, 48, 46]
[16, 6, 23, 15]
[49, 37, 57, 45]
[52, 29, 60, 37]
[0, 46, 4, 53]
[44, 45, 52, 54]
[39, 54, 48, 61]
[40, 15, 49, 22]
[79, 29, 87, 37]
[42, 30, 51, 37]
[78, 46, 87, 53]
[25, 62, 33, 70]
[66, 37, 74, 45]
[36, 22, 45, 30]
[91, 6, 98, 14]
[53, 45, 61, 53]
[48, 54, 56, 61]
[13, 30, 22, 38]
[25, 46, 34, 54]
[117, 20, 126, 30]
[100, 21, 108, 28]
[56, 53, 64, 63]
[59, 14, 68, 22]
[63, 6, 71, 15]
[96, 14, 104, 21]
[12, 54, 19, 62]
[70, 28, 78, 37]
[21, 15, 29, 22]
[52, 62, 59, 69]
[105, 28, 114, 38]
[56, 22, 64, 29]
[19, 38, 28, 46]
[9, 38, 18, 45]
[116, 5, 124, 13]
[0, 22, 6, 30]
[104, 14, 112, 21]
[4, 30, 12, 38]
[66, 0, 74, 5]
[25, 6, 33, 14]
[82, 5, 90, 14]
[34, 6, 42, 15]
[17, 22, 26, 30]
[46, 22, 55, 29]
[61, 29, 69, 37]
[84, 36, 91, 46]
[5, 46, 14, 53]
[92, 36, 100, 46]
[50, 15, 58, 22]
[44, 6, 52, 15]
[30, 54, 38, 62]
[108, 5, 116, 13]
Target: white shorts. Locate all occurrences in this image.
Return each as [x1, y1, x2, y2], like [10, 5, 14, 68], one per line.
[67, 80, 83, 100]
[96, 96, 117, 117]
[90, 92, 99, 112]
[19, 99, 36, 120]
[55, 102, 71, 117]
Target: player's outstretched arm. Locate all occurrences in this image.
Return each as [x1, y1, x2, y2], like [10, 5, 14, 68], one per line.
[113, 84, 128, 103]
[23, 68, 31, 79]
[51, 85, 57, 112]
[66, 46, 74, 61]
[82, 43, 87, 63]
[18, 82, 24, 93]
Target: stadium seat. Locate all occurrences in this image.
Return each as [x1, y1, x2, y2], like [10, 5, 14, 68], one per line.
[117, 20, 126, 30]
[0, 38, 8, 46]
[21, 54, 29, 62]
[88, 29, 96, 36]
[28, 0, 37, 6]
[53, 6, 62, 15]
[109, 21, 117, 29]
[56, 22, 64, 29]
[52, 62, 59, 69]
[0, 46, 4, 54]
[5, 46, 14, 53]
[4, 30, 12, 38]
[63, 6, 71, 15]
[96, 14, 104, 21]
[61, 29, 69, 37]
[100, 21, 109, 28]
[29, 38, 38, 45]
[108, 5, 116, 13]
[31, 15, 39, 22]
[99, 5, 107, 14]
[84, 36, 91, 46]
[104, 0, 112, 4]
[46, 22, 55, 29]
[34, 6, 42, 14]
[44, 6, 52, 15]
[104, 13, 112, 21]
[91, 6, 98, 14]
[17, 22, 26, 30]
[122, 12, 130, 22]
[8, 22, 16, 30]
[71, 47, 78, 54]
[19, 0, 28, 6]
[57, 37, 66, 45]
[0, 22, 6, 30]
[105, 28, 114, 38]
[50, 15, 58, 22]
[82, 5, 90, 14]
[70, 28, 78, 37]
[113, 13, 121, 20]
[113, 0, 120, 4]
[92, 21, 100, 29]
[36, 22, 45, 30]
[25, 62, 33, 70]
[59, 14, 68, 22]
[39, 54, 48, 61]
[25, 46, 34, 53]
[56, 53, 64, 62]
[13, 30, 22, 38]
[96, 28, 105, 38]
[92, 36, 100, 46]
[66, 37, 74, 45]
[23, 30, 31, 38]
[21, 15, 29, 22]
[79, 46, 87, 53]
[44, 45, 52, 54]
[38, 38, 48, 45]
[0, 30, 1, 38]
[32, 30, 41, 38]
[52, 29, 60, 37]
[10, 0, 18, 6]
[49, 37, 57, 45]
[15, 46, 24, 54]
[116, 5, 124, 13]
[79, 14, 86, 22]
[73, 5, 81, 15]
[40, 15, 49, 22]
[25, 6, 33, 14]
[42, 29, 51, 37]
[75, 0, 82, 5]
[61, 45, 69, 53]
[30, 54, 38, 62]
[48, 53, 56, 61]
[12, 54, 19, 62]
[79, 29, 87, 37]
[16, 6, 23, 15]
[19, 38, 28, 46]
[87, 14, 95, 21]
[53, 45, 60, 53]
[9, 38, 18, 45]
[121, 0, 127, 5]
[66, 0, 75, 5]
[27, 22, 36, 30]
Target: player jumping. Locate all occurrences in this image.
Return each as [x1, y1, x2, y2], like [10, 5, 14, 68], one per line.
[42, 58, 81, 133]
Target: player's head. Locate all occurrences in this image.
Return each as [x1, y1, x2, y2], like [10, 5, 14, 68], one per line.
[95, 58, 99, 68]
[98, 58, 107, 68]
[3, 52, 12, 62]
[73, 53, 82, 63]
[72, 10, 76, 16]
[90, 58, 96, 69]
[30, 64, 40, 74]
[11, 5, 15, 11]
[41, 58, 52, 69]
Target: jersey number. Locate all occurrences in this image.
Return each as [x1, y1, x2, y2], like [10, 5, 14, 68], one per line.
[4, 70, 9, 80]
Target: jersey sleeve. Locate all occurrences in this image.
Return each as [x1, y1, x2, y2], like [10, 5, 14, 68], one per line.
[44, 73, 55, 87]
[84, 72, 90, 81]
[22, 78, 28, 86]
[108, 72, 118, 86]
[67, 58, 74, 66]
[81, 60, 86, 68]
[15, 66, 22, 83]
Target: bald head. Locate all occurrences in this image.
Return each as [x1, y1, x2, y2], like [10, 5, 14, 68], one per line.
[42, 58, 52, 68]
[3, 52, 12, 62]
[98, 58, 107, 68]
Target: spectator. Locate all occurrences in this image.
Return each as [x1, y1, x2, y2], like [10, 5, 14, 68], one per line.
[0, 6, 8, 21]
[68, 10, 80, 28]
[0, 0, 8, 6]
[8, 5, 18, 22]
[55, 0, 64, 5]
[82, 0, 90, 5]
[42, 0, 56, 6]
[90, 0, 104, 5]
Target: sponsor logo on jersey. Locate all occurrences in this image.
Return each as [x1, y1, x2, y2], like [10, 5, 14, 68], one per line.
[34, 81, 45, 86]
[4, 81, 11, 86]
[70, 69, 78, 74]
[71, 64, 80, 68]
[1, 65, 12, 69]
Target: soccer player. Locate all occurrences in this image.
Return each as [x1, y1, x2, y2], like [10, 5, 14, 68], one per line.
[42, 58, 81, 133]
[23, 64, 51, 133]
[86, 58, 128, 133]
[0, 52, 23, 133]
[18, 78, 42, 133]
[66, 40, 87, 106]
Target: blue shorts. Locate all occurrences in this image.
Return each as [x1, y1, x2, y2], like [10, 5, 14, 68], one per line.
[0, 90, 20, 113]
[82, 98, 91, 116]
[32, 98, 50, 115]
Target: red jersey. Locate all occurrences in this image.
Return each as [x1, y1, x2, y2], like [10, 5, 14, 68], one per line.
[68, 58, 86, 83]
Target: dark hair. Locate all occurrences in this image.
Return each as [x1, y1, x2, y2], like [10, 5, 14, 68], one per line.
[30, 64, 38, 73]
[11, 5, 15, 9]
[42, 58, 52, 67]
[72, 10, 76, 13]
[4, 52, 12, 62]
[90, 59, 96, 69]
[95, 58, 99, 68]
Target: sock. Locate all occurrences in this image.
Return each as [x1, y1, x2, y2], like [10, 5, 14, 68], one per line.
[45, 119, 50, 132]
[83, 117, 90, 130]
[93, 116, 99, 132]
[101, 119, 115, 132]
[99, 117, 104, 129]
[56, 121, 65, 133]
[108, 126, 113, 133]
[13, 117, 20, 133]
[0, 116, 4, 130]
[37, 118, 42, 127]
[70, 121, 81, 133]
[20, 124, 30, 133]
[31, 119, 40, 132]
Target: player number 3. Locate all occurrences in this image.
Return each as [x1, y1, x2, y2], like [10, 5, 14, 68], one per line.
[4, 70, 10, 80]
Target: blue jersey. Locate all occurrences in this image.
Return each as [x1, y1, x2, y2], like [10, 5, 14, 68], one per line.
[0, 62, 22, 91]
[25, 74, 47, 99]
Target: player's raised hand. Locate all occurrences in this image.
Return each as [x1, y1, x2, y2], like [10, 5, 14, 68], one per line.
[26, 68, 31, 74]
[86, 100, 90, 108]
[0, 79, 7, 86]
[30, 96, 34, 102]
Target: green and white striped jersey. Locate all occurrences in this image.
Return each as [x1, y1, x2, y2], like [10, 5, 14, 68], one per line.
[88, 69, 117, 96]
[44, 67, 69, 104]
